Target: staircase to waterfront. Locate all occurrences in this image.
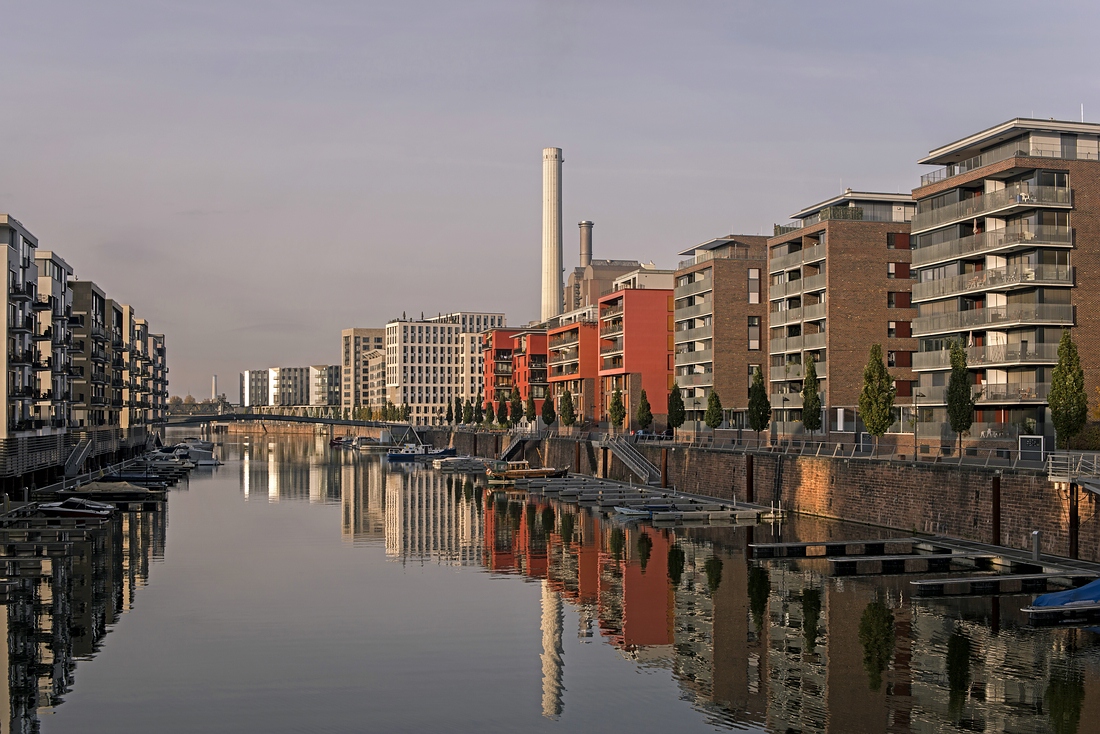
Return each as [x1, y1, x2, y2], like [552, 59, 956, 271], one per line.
[1048, 452, 1100, 494]
[500, 431, 543, 460]
[599, 436, 661, 485]
[64, 439, 92, 478]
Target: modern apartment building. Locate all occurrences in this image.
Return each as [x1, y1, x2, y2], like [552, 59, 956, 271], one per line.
[2, 216, 44, 437]
[340, 328, 385, 411]
[386, 312, 504, 424]
[309, 365, 341, 406]
[674, 235, 768, 425]
[548, 306, 601, 423]
[34, 250, 74, 430]
[767, 191, 917, 438]
[910, 118, 1100, 446]
[70, 281, 110, 428]
[483, 328, 520, 409]
[149, 333, 168, 423]
[268, 367, 309, 406]
[239, 370, 268, 407]
[597, 269, 675, 428]
[364, 350, 387, 413]
[509, 330, 549, 405]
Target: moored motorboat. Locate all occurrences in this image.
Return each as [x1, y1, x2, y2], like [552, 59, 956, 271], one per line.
[37, 497, 115, 519]
[386, 444, 457, 462]
[485, 460, 568, 483]
[613, 506, 651, 518]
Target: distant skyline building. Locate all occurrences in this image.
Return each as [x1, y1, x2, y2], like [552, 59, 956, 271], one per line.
[341, 327, 385, 411]
[309, 365, 341, 406]
[542, 147, 564, 322]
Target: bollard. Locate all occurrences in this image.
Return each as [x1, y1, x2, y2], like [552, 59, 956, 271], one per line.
[1031, 530, 1041, 562]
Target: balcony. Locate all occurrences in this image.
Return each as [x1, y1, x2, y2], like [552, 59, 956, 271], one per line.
[676, 373, 714, 388]
[8, 351, 33, 366]
[770, 301, 827, 327]
[32, 295, 53, 311]
[770, 391, 824, 409]
[912, 225, 1072, 268]
[913, 342, 1060, 371]
[677, 247, 765, 270]
[769, 332, 826, 354]
[8, 281, 33, 302]
[918, 137, 1100, 188]
[675, 276, 713, 298]
[600, 304, 624, 319]
[674, 349, 713, 367]
[493, 365, 513, 375]
[675, 324, 712, 342]
[768, 272, 826, 301]
[601, 356, 624, 371]
[8, 317, 33, 335]
[34, 326, 52, 342]
[914, 382, 1050, 405]
[548, 332, 580, 350]
[911, 183, 1071, 234]
[599, 321, 623, 337]
[600, 341, 623, 356]
[912, 303, 1074, 337]
[912, 264, 1074, 303]
[90, 395, 107, 406]
[549, 348, 579, 365]
[674, 301, 713, 321]
[770, 361, 827, 382]
[769, 243, 826, 274]
[91, 323, 107, 341]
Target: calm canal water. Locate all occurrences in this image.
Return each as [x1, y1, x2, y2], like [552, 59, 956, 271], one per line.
[20, 433, 1100, 733]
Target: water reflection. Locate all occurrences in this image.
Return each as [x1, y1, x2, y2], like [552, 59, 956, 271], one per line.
[1, 509, 164, 731]
[225, 436, 1100, 732]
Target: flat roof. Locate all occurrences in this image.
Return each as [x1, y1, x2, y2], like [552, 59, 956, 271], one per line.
[791, 190, 913, 220]
[676, 234, 765, 257]
[920, 118, 1100, 165]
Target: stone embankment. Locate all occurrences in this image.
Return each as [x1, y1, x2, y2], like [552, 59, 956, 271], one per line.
[423, 429, 1098, 564]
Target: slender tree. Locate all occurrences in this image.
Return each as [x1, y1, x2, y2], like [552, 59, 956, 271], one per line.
[541, 397, 556, 428]
[498, 400, 510, 426]
[560, 389, 576, 427]
[484, 400, 495, 425]
[748, 367, 771, 444]
[401, 403, 411, 421]
[445, 401, 454, 424]
[946, 340, 976, 454]
[801, 358, 822, 438]
[463, 398, 474, 425]
[704, 390, 724, 429]
[635, 389, 653, 430]
[858, 344, 896, 450]
[1049, 328, 1088, 449]
[473, 393, 484, 424]
[609, 389, 626, 428]
[455, 397, 464, 425]
[667, 382, 685, 430]
[510, 388, 523, 426]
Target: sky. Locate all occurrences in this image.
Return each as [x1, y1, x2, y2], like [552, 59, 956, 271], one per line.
[2, 0, 1099, 397]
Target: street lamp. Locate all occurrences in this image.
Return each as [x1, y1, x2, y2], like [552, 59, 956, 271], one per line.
[912, 391, 925, 458]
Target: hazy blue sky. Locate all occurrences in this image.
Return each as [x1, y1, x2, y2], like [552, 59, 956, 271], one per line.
[2, 1, 1098, 396]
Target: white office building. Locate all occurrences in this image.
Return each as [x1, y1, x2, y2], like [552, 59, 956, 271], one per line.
[267, 366, 308, 406]
[385, 311, 504, 423]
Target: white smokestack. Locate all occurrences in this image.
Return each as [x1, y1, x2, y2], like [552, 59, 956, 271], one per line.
[541, 148, 563, 321]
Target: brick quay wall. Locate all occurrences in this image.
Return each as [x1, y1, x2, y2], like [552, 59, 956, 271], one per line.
[424, 430, 1099, 563]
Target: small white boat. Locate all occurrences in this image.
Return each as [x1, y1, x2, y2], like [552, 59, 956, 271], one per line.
[614, 506, 651, 518]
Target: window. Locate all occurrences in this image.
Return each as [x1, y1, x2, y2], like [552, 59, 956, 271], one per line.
[887, 350, 897, 367]
[748, 317, 760, 350]
[888, 321, 896, 338]
[886, 233, 910, 250]
[888, 263, 896, 279]
[887, 292, 909, 309]
[748, 269, 760, 304]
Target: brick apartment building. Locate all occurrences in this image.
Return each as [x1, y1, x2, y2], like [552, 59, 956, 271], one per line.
[674, 235, 768, 426]
[509, 330, 548, 405]
[767, 191, 916, 439]
[910, 118, 1100, 447]
[597, 268, 675, 429]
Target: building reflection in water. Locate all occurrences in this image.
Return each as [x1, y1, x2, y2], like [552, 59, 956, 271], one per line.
[230, 437, 1100, 733]
[0, 508, 164, 732]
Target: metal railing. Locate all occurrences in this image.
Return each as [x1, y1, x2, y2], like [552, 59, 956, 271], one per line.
[912, 224, 1072, 268]
[674, 276, 713, 298]
[674, 348, 713, 366]
[677, 247, 765, 270]
[675, 324, 712, 342]
[913, 342, 1059, 370]
[911, 183, 1071, 233]
[673, 301, 713, 320]
[769, 243, 826, 274]
[912, 303, 1074, 336]
[919, 139, 1100, 188]
[912, 264, 1073, 302]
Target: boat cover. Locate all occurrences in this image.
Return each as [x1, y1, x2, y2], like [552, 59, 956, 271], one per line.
[1031, 577, 1100, 607]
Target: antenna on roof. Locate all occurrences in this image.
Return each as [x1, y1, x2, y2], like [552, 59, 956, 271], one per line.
[1082, 103, 1085, 122]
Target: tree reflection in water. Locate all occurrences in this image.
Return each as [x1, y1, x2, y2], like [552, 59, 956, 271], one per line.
[748, 566, 769, 632]
[609, 527, 625, 561]
[637, 531, 653, 573]
[667, 544, 686, 586]
[704, 557, 723, 593]
[559, 512, 575, 545]
[1046, 668, 1084, 734]
[946, 628, 972, 720]
[858, 598, 895, 691]
[801, 588, 821, 654]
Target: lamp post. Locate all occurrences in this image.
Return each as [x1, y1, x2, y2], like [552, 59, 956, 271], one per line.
[912, 391, 925, 458]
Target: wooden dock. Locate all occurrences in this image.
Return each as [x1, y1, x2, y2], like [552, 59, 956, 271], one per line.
[912, 572, 1099, 597]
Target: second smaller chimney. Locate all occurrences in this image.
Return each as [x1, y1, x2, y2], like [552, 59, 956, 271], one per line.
[578, 221, 594, 267]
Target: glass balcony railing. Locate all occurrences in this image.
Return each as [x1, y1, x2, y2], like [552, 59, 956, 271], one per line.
[912, 264, 1073, 302]
[912, 342, 1059, 370]
[599, 322, 623, 337]
[674, 276, 713, 298]
[911, 183, 1070, 233]
[913, 382, 1049, 405]
[919, 138, 1100, 188]
[769, 332, 826, 353]
[673, 301, 713, 321]
[674, 349, 713, 366]
[912, 224, 1072, 268]
[768, 244, 826, 274]
[769, 361, 827, 382]
[912, 303, 1074, 336]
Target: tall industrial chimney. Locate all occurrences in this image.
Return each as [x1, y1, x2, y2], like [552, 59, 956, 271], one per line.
[578, 221, 593, 268]
[541, 148, 563, 322]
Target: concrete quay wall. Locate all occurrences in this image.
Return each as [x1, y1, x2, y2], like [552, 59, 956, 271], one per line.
[425, 430, 1099, 563]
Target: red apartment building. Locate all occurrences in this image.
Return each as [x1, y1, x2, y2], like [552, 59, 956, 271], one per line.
[482, 328, 520, 411]
[510, 330, 549, 405]
[597, 269, 675, 429]
[547, 308, 601, 424]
